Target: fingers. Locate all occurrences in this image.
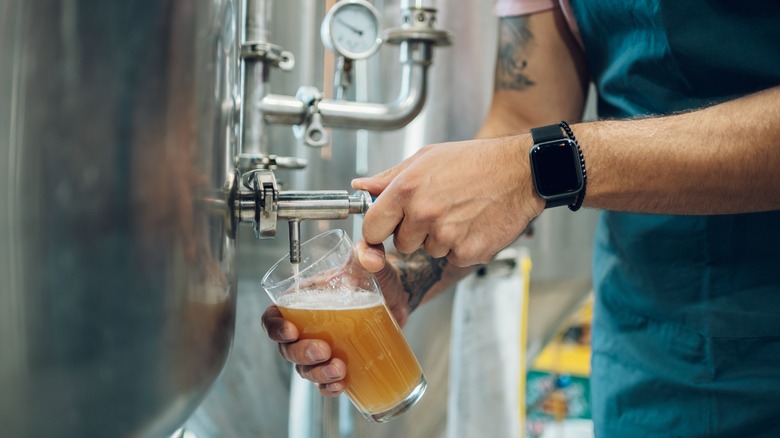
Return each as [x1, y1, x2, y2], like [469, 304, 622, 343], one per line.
[295, 357, 347, 390]
[261, 305, 298, 343]
[356, 240, 386, 273]
[262, 305, 347, 395]
[393, 214, 428, 254]
[422, 235, 450, 259]
[353, 154, 424, 246]
[318, 381, 346, 397]
[278, 338, 332, 366]
[360, 195, 404, 246]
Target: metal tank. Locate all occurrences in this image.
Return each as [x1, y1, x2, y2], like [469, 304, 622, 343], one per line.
[0, 1, 241, 436]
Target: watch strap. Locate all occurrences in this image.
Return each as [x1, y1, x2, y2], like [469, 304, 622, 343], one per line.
[545, 196, 574, 208]
[530, 124, 580, 209]
[530, 124, 565, 144]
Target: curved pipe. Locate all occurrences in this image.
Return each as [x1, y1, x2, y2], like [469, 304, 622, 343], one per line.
[318, 61, 427, 130]
[259, 42, 432, 130]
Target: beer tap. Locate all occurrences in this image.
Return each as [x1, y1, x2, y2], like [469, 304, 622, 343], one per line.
[225, 169, 372, 265]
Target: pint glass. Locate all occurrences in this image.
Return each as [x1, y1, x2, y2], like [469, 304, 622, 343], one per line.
[261, 229, 426, 423]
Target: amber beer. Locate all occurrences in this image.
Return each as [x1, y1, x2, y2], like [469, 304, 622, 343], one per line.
[276, 287, 425, 419]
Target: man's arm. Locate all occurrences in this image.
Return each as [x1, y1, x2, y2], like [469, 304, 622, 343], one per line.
[359, 9, 587, 295]
[575, 86, 780, 214]
[354, 9, 588, 266]
[478, 10, 588, 138]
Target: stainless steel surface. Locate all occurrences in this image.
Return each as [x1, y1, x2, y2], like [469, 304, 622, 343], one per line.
[233, 168, 370, 243]
[288, 220, 303, 264]
[261, 42, 429, 130]
[184, 3, 320, 432]
[0, 1, 240, 437]
[277, 190, 371, 220]
[241, 0, 281, 159]
[237, 153, 308, 171]
[259, 2, 450, 133]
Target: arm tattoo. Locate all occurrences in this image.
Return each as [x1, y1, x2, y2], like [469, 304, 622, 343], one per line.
[388, 249, 449, 313]
[495, 16, 536, 91]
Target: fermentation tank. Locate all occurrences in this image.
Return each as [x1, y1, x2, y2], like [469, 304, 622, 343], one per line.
[0, 1, 240, 436]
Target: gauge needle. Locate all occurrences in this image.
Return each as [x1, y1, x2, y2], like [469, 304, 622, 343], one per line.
[336, 18, 364, 36]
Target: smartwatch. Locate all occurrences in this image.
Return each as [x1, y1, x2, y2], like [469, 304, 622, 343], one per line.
[529, 123, 585, 209]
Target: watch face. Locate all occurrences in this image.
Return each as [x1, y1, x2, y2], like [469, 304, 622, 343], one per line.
[530, 139, 583, 198]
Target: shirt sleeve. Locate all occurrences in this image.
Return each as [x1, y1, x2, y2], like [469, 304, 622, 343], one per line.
[494, 0, 558, 17]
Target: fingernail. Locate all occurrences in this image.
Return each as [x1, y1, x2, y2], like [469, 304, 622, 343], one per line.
[277, 327, 294, 342]
[325, 382, 343, 394]
[306, 345, 327, 362]
[322, 365, 341, 379]
[364, 247, 383, 265]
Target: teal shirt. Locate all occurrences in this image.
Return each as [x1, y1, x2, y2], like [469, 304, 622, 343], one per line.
[569, 1, 780, 436]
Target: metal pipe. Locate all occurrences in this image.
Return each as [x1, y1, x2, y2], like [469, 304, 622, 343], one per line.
[288, 219, 302, 264]
[260, 41, 432, 130]
[241, 0, 273, 156]
[318, 61, 426, 130]
[260, 94, 308, 125]
[401, 0, 437, 8]
[277, 190, 370, 220]
[278, 190, 370, 267]
[245, 0, 272, 43]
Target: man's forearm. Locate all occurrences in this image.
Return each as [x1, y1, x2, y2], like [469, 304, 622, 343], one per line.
[576, 85, 780, 214]
[386, 250, 473, 312]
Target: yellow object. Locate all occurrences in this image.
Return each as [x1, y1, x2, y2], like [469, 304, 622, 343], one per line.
[531, 342, 591, 377]
[518, 249, 532, 435]
[531, 296, 593, 377]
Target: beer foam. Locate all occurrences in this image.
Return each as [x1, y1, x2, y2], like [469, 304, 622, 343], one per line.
[277, 287, 381, 310]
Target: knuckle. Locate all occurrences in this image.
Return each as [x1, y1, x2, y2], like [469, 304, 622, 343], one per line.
[417, 204, 442, 223]
[417, 143, 435, 155]
[447, 244, 479, 267]
[393, 176, 417, 199]
[393, 234, 416, 254]
[437, 225, 460, 248]
[422, 238, 447, 258]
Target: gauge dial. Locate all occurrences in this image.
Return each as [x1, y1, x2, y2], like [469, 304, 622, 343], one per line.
[321, 0, 382, 60]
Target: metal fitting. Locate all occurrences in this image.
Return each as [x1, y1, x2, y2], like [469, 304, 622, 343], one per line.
[240, 42, 295, 71]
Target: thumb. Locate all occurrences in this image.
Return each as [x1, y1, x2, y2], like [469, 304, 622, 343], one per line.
[355, 239, 386, 273]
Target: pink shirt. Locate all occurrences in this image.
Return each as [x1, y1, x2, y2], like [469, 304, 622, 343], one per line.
[494, 0, 583, 49]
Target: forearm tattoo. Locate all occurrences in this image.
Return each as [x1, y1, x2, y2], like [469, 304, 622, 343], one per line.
[388, 249, 449, 313]
[495, 16, 535, 91]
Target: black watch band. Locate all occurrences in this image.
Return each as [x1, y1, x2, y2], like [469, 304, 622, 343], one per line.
[530, 124, 567, 144]
[529, 122, 587, 211]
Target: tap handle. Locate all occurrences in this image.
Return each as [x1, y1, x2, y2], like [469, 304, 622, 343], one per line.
[350, 190, 373, 215]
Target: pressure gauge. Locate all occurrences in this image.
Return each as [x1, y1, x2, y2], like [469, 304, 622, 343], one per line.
[321, 0, 382, 60]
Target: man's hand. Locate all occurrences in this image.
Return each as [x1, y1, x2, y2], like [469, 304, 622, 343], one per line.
[353, 135, 545, 266]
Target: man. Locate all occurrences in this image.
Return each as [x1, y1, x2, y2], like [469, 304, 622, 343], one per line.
[264, 1, 780, 435]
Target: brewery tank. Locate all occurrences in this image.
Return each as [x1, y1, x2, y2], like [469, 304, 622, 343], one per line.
[0, 1, 240, 436]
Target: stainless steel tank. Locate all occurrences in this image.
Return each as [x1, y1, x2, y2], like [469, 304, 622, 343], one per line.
[0, 1, 240, 436]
